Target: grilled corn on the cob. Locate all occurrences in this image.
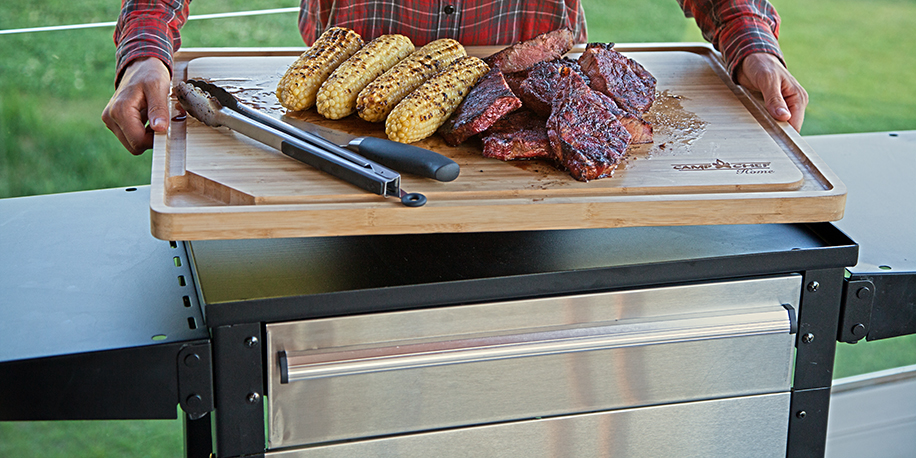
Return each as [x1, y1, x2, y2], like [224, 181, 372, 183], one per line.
[276, 27, 363, 111]
[385, 56, 490, 144]
[356, 38, 467, 123]
[316, 34, 415, 120]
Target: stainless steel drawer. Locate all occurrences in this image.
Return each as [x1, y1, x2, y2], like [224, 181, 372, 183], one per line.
[268, 392, 792, 458]
[265, 275, 801, 450]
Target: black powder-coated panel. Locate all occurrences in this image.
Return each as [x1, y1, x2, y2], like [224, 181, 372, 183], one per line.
[0, 186, 208, 363]
[212, 323, 265, 458]
[190, 223, 857, 326]
[0, 341, 196, 420]
[861, 273, 916, 340]
[787, 386, 833, 458]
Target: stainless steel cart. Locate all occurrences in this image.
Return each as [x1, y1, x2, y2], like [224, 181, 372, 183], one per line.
[2, 132, 914, 458]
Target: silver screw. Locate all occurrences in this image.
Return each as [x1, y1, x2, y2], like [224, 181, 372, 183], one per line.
[807, 281, 820, 292]
[796, 410, 807, 419]
[802, 333, 815, 344]
[245, 336, 259, 348]
[246, 392, 261, 404]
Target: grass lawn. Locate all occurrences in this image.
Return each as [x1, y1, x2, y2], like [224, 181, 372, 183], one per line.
[1, 0, 914, 456]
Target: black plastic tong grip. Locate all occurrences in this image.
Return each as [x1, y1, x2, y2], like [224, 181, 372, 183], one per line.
[354, 137, 460, 182]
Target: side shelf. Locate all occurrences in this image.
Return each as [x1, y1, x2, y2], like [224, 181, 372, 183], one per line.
[808, 131, 916, 341]
[0, 186, 210, 421]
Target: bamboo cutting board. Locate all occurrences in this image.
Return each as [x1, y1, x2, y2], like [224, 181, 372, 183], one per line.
[150, 44, 845, 240]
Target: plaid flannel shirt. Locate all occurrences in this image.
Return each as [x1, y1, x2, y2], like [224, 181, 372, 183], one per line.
[114, 0, 782, 86]
[678, 0, 783, 78]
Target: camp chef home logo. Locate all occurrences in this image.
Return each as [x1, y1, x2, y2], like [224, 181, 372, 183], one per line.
[671, 159, 774, 174]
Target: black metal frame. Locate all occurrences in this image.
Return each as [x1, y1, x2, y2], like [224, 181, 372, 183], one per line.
[211, 323, 265, 458]
[786, 267, 847, 458]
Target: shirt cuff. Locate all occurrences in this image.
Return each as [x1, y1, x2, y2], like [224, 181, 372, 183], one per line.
[717, 16, 785, 81]
[113, 15, 179, 86]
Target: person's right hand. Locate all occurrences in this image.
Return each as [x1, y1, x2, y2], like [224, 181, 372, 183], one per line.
[102, 57, 172, 155]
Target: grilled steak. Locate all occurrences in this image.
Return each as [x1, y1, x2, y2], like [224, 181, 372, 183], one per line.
[481, 110, 551, 161]
[438, 68, 523, 146]
[547, 68, 631, 181]
[503, 69, 528, 96]
[595, 91, 653, 144]
[473, 40, 654, 181]
[510, 59, 589, 117]
[578, 42, 657, 114]
[485, 28, 575, 74]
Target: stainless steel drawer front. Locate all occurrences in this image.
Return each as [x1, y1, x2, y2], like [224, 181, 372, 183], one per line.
[280, 306, 792, 382]
[266, 275, 801, 449]
[267, 392, 791, 458]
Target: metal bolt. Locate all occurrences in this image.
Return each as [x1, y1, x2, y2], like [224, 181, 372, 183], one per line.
[796, 410, 807, 419]
[851, 323, 867, 337]
[186, 394, 202, 409]
[807, 281, 819, 292]
[183, 353, 201, 367]
[244, 336, 259, 348]
[856, 286, 872, 299]
[246, 392, 261, 404]
[801, 333, 815, 344]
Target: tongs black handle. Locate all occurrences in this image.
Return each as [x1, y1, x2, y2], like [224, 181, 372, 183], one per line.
[349, 137, 460, 182]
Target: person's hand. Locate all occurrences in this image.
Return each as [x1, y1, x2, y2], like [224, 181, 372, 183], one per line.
[102, 57, 172, 155]
[735, 52, 808, 132]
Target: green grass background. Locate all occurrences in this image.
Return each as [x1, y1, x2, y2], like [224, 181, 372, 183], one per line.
[1, 0, 914, 456]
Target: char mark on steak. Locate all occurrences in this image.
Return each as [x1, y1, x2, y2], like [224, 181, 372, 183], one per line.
[508, 58, 590, 117]
[480, 110, 551, 161]
[438, 68, 523, 146]
[547, 68, 632, 181]
[485, 28, 575, 74]
[578, 43, 657, 114]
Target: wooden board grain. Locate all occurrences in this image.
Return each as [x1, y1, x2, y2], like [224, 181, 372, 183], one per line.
[150, 44, 845, 240]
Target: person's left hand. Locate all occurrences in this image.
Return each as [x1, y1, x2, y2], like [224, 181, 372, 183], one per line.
[735, 52, 808, 132]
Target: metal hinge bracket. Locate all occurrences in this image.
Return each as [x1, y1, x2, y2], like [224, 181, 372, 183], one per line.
[177, 342, 215, 419]
[838, 279, 876, 343]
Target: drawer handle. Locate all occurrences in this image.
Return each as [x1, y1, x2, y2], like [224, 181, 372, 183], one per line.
[280, 305, 795, 383]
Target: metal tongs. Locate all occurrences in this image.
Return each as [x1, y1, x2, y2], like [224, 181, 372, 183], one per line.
[175, 79, 427, 206]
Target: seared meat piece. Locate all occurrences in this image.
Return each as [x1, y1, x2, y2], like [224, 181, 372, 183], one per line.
[514, 62, 561, 117]
[438, 68, 522, 146]
[485, 28, 575, 74]
[593, 91, 653, 144]
[615, 111, 653, 144]
[578, 42, 657, 114]
[547, 68, 632, 181]
[503, 69, 529, 96]
[510, 59, 587, 117]
[481, 110, 551, 161]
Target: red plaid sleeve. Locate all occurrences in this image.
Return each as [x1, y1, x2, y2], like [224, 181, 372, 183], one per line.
[677, 0, 783, 80]
[298, 0, 587, 46]
[113, 0, 191, 86]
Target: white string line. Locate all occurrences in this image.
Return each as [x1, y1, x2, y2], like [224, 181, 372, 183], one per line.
[0, 7, 299, 35]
